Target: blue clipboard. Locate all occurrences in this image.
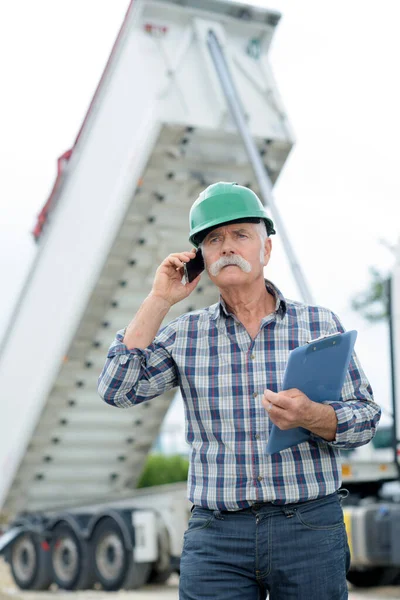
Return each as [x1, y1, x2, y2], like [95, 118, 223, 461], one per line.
[266, 330, 357, 454]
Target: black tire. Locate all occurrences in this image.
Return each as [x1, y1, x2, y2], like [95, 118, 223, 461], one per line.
[147, 528, 172, 584]
[123, 560, 152, 589]
[91, 517, 151, 591]
[346, 566, 400, 587]
[147, 566, 172, 584]
[10, 533, 52, 590]
[50, 523, 95, 590]
[91, 517, 129, 591]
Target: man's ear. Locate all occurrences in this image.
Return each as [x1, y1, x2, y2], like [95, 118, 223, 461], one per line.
[263, 238, 272, 266]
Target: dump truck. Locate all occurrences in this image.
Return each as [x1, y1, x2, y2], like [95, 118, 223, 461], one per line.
[0, 0, 294, 591]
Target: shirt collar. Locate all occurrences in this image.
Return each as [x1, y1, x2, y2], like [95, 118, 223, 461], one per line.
[210, 279, 287, 321]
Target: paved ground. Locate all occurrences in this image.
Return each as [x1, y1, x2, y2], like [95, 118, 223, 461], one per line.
[2, 583, 400, 600]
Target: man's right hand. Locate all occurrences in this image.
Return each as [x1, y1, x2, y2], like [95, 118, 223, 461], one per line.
[150, 250, 202, 307]
[122, 251, 202, 350]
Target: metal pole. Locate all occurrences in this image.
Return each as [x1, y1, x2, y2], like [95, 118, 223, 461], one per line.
[207, 29, 314, 304]
[387, 278, 400, 477]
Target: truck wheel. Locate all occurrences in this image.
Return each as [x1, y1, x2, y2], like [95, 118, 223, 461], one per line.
[147, 528, 172, 584]
[123, 560, 152, 589]
[347, 568, 383, 587]
[147, 566, 172, 584]
[92, 518, 129, 590]
[50, 524, 95, 590]
[10, 533, 52, 590]
[91, 517, 150, 590]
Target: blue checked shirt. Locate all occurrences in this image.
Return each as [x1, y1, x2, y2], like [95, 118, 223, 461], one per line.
[98, 280, 381, 510]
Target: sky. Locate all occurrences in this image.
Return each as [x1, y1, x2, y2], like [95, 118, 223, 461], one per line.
[1, 0, 399, 449]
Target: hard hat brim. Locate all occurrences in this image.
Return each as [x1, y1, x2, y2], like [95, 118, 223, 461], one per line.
[190, 216, 275, 247]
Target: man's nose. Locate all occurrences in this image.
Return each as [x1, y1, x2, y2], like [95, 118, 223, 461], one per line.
[221, 239, 235, 255]
[221, 246, 235, 256]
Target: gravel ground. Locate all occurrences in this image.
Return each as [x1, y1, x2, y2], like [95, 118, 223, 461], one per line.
[0, 559, 15, 593]
[1, 557, 399, 599]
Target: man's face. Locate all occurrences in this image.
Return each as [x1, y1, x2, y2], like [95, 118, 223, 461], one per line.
[201, 222, 271, 288]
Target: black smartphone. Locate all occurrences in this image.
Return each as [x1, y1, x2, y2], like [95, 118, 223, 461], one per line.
[183, 249, 204, 284]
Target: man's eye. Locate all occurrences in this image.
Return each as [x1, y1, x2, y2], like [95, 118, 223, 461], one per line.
[238, 233, 247, 238]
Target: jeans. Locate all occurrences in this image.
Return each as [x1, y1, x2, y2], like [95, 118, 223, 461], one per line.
[179, 491, 351, 600]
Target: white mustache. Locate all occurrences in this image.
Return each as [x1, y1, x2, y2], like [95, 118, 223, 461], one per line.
[208, 255, 252, 276]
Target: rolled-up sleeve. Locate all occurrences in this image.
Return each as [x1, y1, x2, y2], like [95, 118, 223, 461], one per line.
[314, 312, 381, 448]
[97, 324, 178, 408]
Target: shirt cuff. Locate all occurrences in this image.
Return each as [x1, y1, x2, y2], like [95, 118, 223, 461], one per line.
[106, 329, 146, 363]
[310, 401, 356, 446]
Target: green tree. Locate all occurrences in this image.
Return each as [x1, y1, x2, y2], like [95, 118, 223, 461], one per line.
[137, 454, 189, 488]
[351, 266, 389, 322]
[351, 240, 396, 323]
[350, 241, 398, 433]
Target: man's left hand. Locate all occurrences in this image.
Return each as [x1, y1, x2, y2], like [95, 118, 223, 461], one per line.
[262, 388, 338, 441]
[262, 388, 313, 430]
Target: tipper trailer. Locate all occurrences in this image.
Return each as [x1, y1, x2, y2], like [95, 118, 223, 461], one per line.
[1, 0, 400, 591]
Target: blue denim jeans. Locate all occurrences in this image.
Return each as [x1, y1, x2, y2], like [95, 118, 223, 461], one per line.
[179, 491, 350, 599]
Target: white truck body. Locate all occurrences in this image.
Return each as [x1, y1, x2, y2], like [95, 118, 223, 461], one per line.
[0, 0, 292, 519]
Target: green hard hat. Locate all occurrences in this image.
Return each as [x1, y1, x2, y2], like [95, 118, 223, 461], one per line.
[189, 182, 275, 247]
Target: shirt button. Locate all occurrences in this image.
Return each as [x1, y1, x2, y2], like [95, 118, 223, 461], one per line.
[257, 475, 263, 482]
[252, 392, 258, 398]
[250, 354, 255, 360]
[255, 434, 260, 440]
[119, 355, 129, 365]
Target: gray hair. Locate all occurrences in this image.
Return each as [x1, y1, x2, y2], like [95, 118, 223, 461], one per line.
[256, 221, 268, 263]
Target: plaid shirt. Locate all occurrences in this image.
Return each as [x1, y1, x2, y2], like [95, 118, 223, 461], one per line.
[98, 280, 381, 510]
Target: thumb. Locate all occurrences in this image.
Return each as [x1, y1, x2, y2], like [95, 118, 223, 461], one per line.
[185, 273, 202, 294]
[264, 389, 278, 399]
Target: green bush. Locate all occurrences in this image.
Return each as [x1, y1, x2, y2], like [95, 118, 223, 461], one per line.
[137, 453, 189, 488]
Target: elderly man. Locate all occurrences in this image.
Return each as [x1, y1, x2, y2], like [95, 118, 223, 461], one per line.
[98, 182, 381, 600]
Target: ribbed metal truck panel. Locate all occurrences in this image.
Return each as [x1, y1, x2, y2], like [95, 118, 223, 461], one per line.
[0, 0, 294, 518]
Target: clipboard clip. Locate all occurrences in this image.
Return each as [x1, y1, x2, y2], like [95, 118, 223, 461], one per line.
[306, 332, 339, 344]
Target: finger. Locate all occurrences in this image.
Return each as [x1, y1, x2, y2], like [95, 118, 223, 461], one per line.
[170, 254, 195, 266]
[169, 257, 187, 268]
[174, 257, 191, 270]
[170, 251, 196, 261]
[263, 389, 281, 408]
[264, 389, 290, 409]
[166, 252, 197, 273]
[262, 397, 286, 420]
[186, 273, 202, 290]
[262, 396, 276, 415]
[169, 257, 185, 270]
[181, 252, 196, 260]
[261, 393, 274, 412]
[170, 251, 197, 272]
[263, 390, 273, 413]
[284, 388, 302, 398]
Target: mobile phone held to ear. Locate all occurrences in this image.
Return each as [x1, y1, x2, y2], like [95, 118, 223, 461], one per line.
[183, 249, 204, 284]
